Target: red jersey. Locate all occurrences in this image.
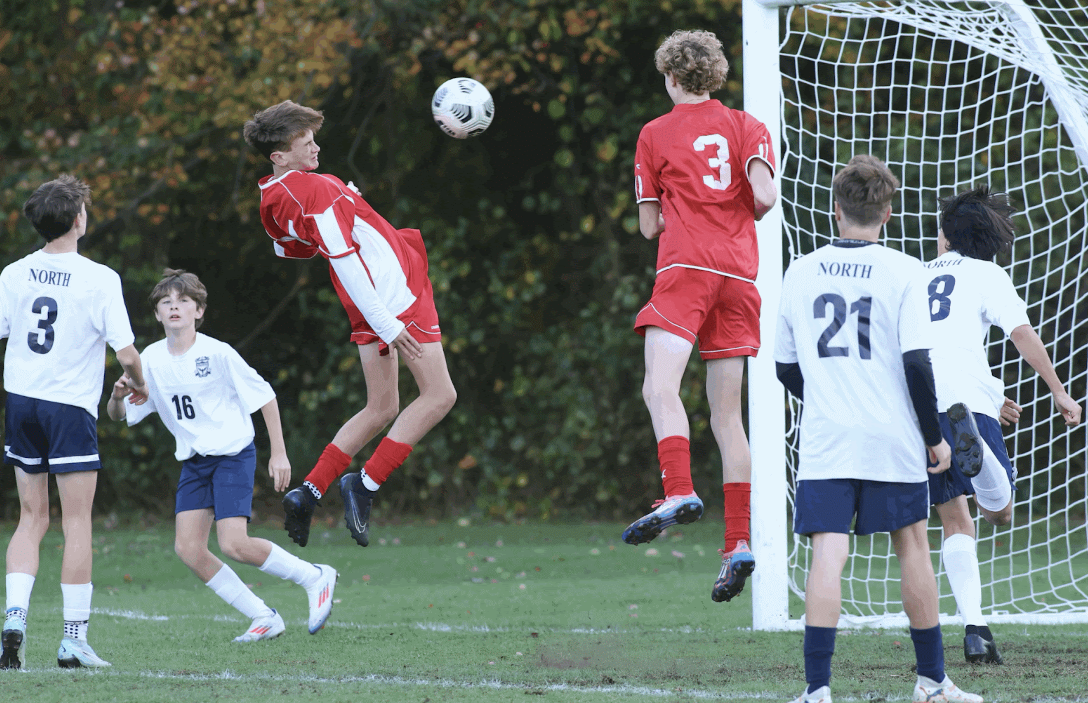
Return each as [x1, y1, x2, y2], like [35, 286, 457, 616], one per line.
[258, 170, 428, 343]
[634, 99, 775, 283]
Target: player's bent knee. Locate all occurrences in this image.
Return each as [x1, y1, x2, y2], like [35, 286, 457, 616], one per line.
[981, 503, 1013, 526]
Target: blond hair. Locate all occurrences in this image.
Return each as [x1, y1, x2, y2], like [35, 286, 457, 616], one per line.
[654, 30, 729, 95]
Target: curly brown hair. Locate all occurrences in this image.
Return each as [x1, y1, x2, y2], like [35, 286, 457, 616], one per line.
[243, 100, 324, 160]
[832, 155, 900, 227]
[654, 30, 729, 95]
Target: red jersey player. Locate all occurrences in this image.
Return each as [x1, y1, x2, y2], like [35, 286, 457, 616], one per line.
[242, 101, 457, 548]
[621, 30, 777, 606]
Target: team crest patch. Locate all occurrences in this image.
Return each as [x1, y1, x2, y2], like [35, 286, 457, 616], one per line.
[195, 356, 211, 378]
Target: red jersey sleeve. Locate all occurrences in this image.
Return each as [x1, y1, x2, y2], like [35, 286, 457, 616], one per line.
[258, 172, 360, 261]
[742, 117, 776, 178]
[634, 125, 661, 203]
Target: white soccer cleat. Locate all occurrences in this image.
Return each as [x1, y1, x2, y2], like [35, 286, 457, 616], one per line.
[234, 609, 285, 643]
[57, 637, 111, 668]
[913, 675, 983, 702]
[306, 564, 338, 634]
[790, 685, 832, 702]
[1, 610, 26, 669]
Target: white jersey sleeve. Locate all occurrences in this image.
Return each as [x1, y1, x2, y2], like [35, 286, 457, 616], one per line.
[774, 241, 930, 483]
[1, 251, 135, 418]
[222, 345, 276, 414]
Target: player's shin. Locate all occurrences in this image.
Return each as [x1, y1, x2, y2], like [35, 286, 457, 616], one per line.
[971, 443, 1013, 514]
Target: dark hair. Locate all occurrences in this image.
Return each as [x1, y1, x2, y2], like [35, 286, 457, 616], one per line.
[22, 175, 92, 242]
[242, 100, 324, 159]
[149, 268, 208, 329]
[832, 155, 900, 227]
[938, 185, 1015, 261]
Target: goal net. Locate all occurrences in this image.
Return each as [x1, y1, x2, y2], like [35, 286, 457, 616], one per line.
[747, 0, 1088, 629]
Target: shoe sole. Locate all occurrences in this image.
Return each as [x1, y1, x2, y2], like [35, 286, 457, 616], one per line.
[712, 557, 756, 603]
[621, 501, 704, 545]
[0, 629, 24, 669]
[283, 493, 314, 548]
[948, 403, 983, 478]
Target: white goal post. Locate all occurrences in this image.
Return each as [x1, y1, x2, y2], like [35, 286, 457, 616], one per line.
[744, 0, 1088, 631]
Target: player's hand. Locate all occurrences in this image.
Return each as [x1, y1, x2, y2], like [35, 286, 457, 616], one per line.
[111, 373, 131, 400]
[127, 380, 150, 405]
[268, 452, 292, 492]
[927, 439, 951, 474]
[999, 397, 1022, 426]
[1054, 391, 1082, 427]
[390, 329, 423, 360]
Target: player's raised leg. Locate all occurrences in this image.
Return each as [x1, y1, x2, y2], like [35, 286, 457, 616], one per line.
[707, 355, 755, 602]
[2, 468, 49, 670]
[216, 517, 338, 634]
[622, 327, 703, 546]
[282, 345, 401, 547]
[340, 341, 457, 547]
[54, 471, 110, 668]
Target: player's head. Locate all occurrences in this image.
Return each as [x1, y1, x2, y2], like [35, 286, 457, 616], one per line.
[832, 155, 900, 228]
[149, 268, 207, 330]
[22, 174, 92, 242]
[938, 185, 1015, 261]
[654, 30, 729, 95]
[243, 100, 324, 170]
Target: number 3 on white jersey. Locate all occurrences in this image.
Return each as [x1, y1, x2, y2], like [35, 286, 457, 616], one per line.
[693, 134, 731, 191]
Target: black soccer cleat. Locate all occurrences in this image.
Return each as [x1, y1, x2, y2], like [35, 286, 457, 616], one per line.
[283, 486, 318, 547]
[964, 633, 1004, 664]
[0, 625, 25, 670]
[948, 402, 984, 478]
[338, 472, 375, 547]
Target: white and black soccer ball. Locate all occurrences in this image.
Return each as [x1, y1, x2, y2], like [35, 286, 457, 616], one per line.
[431, 77, 494, 139]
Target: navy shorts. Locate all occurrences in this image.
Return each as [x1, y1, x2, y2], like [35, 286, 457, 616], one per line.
[4, 393, 101, 473]
[929, 411, 1016, 506]
[175, 442, 256, 521]
[794, 478, 930, 536]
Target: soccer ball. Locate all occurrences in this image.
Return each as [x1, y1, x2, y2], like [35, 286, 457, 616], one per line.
[431, 78, 494, 139]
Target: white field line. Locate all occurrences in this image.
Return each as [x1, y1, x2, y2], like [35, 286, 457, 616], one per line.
[11, 668, 1088, 702]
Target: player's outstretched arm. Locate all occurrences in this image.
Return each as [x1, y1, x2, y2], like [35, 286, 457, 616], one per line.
[115, 344, 149, 404]
[1010, 325, 1083, 427]
[748, 159, 777, 221]
[258, 397, 292, 492]
[106, 373, 131, 421]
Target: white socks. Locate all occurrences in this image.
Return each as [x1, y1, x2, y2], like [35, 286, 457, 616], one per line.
[5, 572, 34, 613]
[942, 534, 986, 626]
[972, 441, 1013, 513]
[259, 544, 321, 590]
[61, 582, 93, 641]
[207, 564, 273, 620]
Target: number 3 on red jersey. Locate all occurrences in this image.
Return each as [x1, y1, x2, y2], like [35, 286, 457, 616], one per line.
[693, 134, 731, 191]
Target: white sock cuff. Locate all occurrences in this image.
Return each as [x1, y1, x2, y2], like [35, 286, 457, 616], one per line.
[206, 564, 245, 597]
[361, 470, 380, 492]
[942, 533, 976, 556]
[206, 564, 271, 620]
[260, 543, 320, 588]
[60, 582, 93, 622]
[6, 572, 35, 612]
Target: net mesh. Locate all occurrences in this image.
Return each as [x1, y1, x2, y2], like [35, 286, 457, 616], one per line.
[778, 0, 1088, 625]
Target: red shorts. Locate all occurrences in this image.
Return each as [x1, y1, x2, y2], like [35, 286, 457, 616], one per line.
[634, 267, 760, 359]
[349, 276, 442, 355]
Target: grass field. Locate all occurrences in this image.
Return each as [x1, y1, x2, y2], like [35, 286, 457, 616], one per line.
[2, 515, 1087, 702]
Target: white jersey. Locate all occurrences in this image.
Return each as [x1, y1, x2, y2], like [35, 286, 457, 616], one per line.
[0, 250, 135, 418]
[774, 240, 935, 483]
[921, 251, 1029, 419]
[124, 334, 276, 460]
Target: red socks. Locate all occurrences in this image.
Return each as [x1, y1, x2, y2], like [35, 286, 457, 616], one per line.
[304, 443, 353, 496]
[363, 437, 413, 486]
[723, 482, 751, 553]
[658, 436, 694, 497]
